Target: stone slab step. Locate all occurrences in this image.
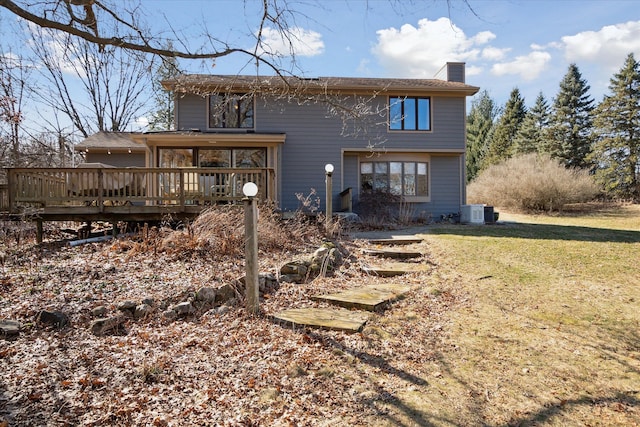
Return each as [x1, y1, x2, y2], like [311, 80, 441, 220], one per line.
[311, 283, 414, 311]
[362, 248, 422, 259]
[367, 237, 423, 246]
[362, 260, 431, 276]
[272, 307, 371, 332]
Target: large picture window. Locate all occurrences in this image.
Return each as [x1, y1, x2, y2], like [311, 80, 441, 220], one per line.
[209, 93, 254, 129]
[159, 148, 266, 168]
[389, 96, 431, 131]
[361, 161, 428, 197]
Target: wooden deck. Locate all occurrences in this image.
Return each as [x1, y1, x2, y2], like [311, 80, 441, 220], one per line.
[1, 167, 275, 223]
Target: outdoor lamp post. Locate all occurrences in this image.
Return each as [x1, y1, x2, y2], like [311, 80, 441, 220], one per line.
[242, 182, 259, 315]
[325, 163, 334, 233]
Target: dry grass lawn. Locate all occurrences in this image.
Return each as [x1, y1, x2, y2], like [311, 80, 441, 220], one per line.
[387, 203, 639, 426]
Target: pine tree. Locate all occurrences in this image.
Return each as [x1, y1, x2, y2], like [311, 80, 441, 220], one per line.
[148, 44, 181, 131]
[513, 92, 550, 154]
[483, 87, 526, 167]
[549, 64, 594, 168]
[591, 53, 640, 201]
[466, 90, 500, 181]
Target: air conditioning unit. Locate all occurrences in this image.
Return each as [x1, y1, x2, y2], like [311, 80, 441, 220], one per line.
[460, 204, 485, 224]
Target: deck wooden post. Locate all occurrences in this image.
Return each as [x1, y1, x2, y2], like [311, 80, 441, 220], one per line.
[243, 183, 259, 315]
[36, 220, 43, 244]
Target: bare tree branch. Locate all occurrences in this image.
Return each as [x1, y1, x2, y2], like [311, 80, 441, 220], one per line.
[0, 0, 255, 60]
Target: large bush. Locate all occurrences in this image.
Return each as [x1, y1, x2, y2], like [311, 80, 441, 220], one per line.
[467, 153, 600, 212]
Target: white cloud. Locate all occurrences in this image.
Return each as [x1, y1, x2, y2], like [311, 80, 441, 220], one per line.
[466, 65, 483, 76]
[561, 20, 640, 66]
[491, 51, 552, 81]
[481, 46, 510, 61]
[27, 23, 84, 77]
[258, 27, 324, 57]
[372, 17, 495, 78]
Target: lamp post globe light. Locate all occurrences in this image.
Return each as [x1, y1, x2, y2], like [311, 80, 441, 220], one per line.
[242, 182, 259, 198]
[325, 163, 334, 174]
[243, 181, 259, 314]
[325, 164, 334, 233]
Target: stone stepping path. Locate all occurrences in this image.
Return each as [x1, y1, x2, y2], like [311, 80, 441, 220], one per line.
[272, 234, 425, 332]
[272, 307, 371, 332]
[366, 237, 423, 246]
[311, 283, 414, 311]
[362, 248, 422, 260]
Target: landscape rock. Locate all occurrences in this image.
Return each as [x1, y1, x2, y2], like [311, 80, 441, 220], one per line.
[36, 310, 69, 329]
[195, 287, 217, 304]
[117, 301, 138, 317]
[0, 319, 21, 337]
[280, 274, 303, 283]
[162, 309, 177, 322]
[259, 273, 279, 292]
[134, 303, 152, 319]
[90, 315, 125, 336]
[280, 262, 309, 276]
[172, 302, 195, 316]
[215, 283, 236, 304]
[142, 297, 155, 307]
[91, 305, 108, 317]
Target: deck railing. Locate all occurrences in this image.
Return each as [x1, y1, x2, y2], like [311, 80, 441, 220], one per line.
[4, 167, 275, 214]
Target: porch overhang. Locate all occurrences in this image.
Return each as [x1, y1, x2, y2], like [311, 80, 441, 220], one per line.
[131, 131, 286, 148]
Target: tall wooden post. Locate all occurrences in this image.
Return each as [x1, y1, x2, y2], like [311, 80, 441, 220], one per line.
[325, 164, 334, 234]
[243, 183, 259, 315]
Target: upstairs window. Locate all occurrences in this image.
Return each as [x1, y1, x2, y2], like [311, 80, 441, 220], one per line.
[389, 96, 431, 131]
[209, 93, 254, 129]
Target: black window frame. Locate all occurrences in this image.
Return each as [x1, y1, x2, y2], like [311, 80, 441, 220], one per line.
[389, 96, 431, 131]
[208, 93, 254, 129]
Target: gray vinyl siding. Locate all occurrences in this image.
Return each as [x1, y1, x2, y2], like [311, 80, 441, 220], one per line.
[173, 92, 468, 215]
[428, 155, 463, 218]
[175, 94, 207, 130]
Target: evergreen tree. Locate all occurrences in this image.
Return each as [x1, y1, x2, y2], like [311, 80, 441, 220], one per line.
[483, 87, 526, 167]
[591, 53, 640, 201]
[466, 90, 500, 182]
[514, 92, 550, 154]
[148, 44, 181, 131]
[549, 64, 594, 168]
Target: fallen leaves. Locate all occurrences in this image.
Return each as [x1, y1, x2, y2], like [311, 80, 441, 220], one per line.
[0, 219, 456, 426]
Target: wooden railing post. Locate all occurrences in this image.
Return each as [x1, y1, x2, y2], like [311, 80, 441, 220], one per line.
[97, 168, 104, 212]
[7, 169, 15, 213]
[179, 169, 185, 210]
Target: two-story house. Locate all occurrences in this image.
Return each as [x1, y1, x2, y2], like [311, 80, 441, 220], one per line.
[75, 62, 479, 219]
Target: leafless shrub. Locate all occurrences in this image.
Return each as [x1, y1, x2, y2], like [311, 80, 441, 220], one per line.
[468, 153, 600, 212]
[356, 189, 419, 228]
[118, 203, 322, 261]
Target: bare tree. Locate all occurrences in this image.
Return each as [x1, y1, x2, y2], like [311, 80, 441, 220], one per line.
[29, 25, 152, 137]
[0, 50, 28, 168]
[0, 0, 305, 76]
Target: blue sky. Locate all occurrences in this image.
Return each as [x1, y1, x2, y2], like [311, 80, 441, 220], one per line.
[2, 0, 640, 127]
[155, 0, 640, 108]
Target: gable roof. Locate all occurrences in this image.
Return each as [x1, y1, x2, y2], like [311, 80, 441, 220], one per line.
[162, 75, 480, 97]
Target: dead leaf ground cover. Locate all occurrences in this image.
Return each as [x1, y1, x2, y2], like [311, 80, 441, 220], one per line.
[0, 203, 639, 426]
